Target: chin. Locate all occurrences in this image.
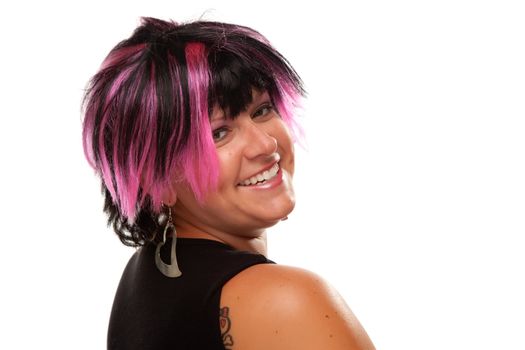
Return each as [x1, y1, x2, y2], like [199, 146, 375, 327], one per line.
[262, 197, 296, 227]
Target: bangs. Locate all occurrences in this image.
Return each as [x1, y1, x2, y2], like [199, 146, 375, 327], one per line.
[207, 28, 304, 123]
[209, 51, 273, 118]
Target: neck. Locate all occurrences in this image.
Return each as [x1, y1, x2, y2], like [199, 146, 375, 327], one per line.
[175, 223, 268, 256]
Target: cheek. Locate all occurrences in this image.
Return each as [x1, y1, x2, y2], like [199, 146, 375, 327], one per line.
[215, 148, 239, 190]
[275, 117, 294, 145]
[274, 120, 295, 175]
[288, 146, 295, 177]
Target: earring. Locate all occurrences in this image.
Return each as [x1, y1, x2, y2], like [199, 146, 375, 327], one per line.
[155, 206, 182, 278]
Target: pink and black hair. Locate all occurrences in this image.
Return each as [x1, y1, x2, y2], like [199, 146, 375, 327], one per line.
[82, 17, 305, 246]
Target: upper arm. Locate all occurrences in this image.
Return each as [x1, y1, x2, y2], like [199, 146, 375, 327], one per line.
[220, 264, 375, 350]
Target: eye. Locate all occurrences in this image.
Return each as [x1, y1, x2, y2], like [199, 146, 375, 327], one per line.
[252, 103, 274, 120]
[212, 127, 229, 143]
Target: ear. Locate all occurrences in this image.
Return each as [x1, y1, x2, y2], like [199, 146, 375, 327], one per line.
[161, 182, 178, 207]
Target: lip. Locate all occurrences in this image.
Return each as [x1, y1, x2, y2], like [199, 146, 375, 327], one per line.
[238, 165, 283, 190]
[238, 159, 280, 185]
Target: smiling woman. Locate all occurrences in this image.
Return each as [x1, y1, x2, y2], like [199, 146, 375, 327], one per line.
[173, 89, 296, 243]
[82, 16, 375, 350]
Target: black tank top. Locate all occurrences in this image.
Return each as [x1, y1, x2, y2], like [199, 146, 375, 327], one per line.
[107, 238, 274, 349]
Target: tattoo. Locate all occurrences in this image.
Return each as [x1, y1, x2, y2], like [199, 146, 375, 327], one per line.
[220, 306, 234, 349]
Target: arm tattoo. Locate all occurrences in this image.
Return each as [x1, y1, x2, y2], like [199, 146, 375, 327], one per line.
[220, 306, 234, 349]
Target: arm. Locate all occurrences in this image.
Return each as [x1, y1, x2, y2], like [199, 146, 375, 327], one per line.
[220, 264, 375, 350]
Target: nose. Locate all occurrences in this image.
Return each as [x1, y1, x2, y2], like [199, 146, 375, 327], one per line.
[242, 121, 278, 159]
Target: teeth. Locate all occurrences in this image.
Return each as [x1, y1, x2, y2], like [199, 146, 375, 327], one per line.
[239, 163, 280, 186]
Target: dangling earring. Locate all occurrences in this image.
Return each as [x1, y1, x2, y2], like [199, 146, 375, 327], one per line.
[155, 206, 182, 278]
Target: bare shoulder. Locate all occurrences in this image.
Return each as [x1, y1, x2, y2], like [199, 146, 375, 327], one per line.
[220, 264, 375, 350]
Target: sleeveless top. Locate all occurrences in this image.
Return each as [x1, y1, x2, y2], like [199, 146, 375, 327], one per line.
[107, 238, 274, 349]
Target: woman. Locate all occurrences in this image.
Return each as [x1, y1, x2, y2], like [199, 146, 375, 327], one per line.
[82, 17, 375, 350]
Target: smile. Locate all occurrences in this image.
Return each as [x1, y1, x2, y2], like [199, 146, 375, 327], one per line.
[238, 163, 280, 186]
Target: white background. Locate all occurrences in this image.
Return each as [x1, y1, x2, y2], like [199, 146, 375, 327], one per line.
[1, 1, 524, 349]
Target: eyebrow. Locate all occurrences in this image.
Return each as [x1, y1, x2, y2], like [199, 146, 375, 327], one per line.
[210, 112, 226, 122]
[251, 90, 270, 103]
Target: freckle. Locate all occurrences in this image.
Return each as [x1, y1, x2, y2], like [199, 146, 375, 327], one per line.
[325, 314, 330, 319]
[275, 330, 279, 334]
[329, 334, 333, 338]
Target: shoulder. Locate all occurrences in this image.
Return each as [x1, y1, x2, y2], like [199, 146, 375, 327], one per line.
[220, 264, 375, 350]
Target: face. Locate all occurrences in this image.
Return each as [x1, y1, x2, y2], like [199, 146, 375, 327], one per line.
[172, 89, 295, 238]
